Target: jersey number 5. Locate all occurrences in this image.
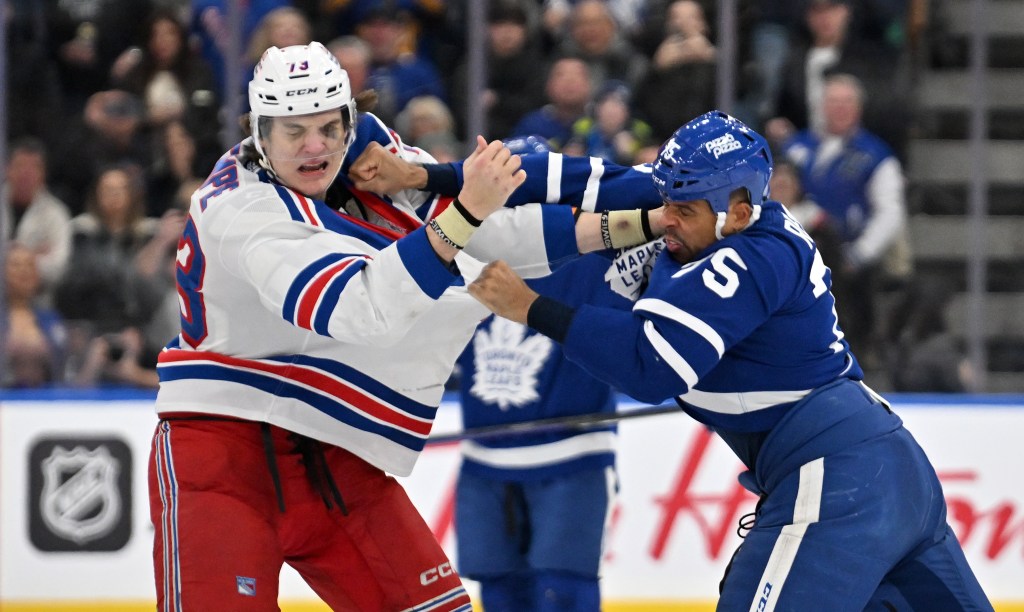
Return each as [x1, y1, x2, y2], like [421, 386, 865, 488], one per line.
[702, 248, 747, 298]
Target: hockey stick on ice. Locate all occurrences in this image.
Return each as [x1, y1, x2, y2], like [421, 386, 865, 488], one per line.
[426, 403, 683, 445]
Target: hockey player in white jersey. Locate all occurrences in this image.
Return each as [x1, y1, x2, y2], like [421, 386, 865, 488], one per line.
[147, 42, 664, 611]
[469, 111, 991, 611]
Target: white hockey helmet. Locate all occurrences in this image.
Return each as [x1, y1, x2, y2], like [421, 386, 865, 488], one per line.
[248, 42, 358, 165]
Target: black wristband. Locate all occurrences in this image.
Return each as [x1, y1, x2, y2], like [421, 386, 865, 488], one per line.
[640, 208, 654, 241]
[422, 163, 460, 195]
[573, 206, 585, 221]
[527, 295, 576, 344]
[600, 210, 614, 250]
[452, 197, 482, 227]
[429, 218, 463, 249]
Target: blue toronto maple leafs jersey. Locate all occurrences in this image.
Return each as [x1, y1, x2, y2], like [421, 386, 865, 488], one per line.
[457, 244, 661, 481]
[555, 201, 863, 467]
[450, 152, 662, 212]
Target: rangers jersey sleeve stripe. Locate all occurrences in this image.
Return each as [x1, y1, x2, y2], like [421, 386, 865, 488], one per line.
[395, 228, 460, 298]
[311, 259, 372, 336]
[284, 254, 370, 330]
[159, 349, 435, 442]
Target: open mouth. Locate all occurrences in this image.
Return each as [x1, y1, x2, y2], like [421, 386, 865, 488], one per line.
[298, 160, 329, 175]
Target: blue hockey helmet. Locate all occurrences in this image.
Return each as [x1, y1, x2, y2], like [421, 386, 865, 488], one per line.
[651, 111, 773, 215]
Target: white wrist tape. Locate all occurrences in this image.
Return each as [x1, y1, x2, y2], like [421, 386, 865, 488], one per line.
[607, 209, 651, 248]
[430, 199, 480, 249]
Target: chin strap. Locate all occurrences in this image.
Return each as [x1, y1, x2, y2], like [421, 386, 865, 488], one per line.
[715, 203, 763, 240]
[715, 212, 728, 240]
[748, 203, 762, 226]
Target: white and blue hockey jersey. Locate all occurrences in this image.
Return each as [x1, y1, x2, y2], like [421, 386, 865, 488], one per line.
[155, 113, 579, 477]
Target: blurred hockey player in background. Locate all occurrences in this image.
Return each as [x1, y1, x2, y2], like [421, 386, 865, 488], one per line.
[451, 136, 659, 612]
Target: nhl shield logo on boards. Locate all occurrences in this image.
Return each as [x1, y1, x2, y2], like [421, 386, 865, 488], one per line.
[29, 437, 132, 551]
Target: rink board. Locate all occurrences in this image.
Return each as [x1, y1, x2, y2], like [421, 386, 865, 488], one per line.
[1, 392, 1022, 610]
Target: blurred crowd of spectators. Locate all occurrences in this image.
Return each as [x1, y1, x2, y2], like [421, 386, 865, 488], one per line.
[4, 0, 966, 392]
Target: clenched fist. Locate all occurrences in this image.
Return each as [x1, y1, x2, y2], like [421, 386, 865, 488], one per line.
[347, 141, 427, 195]
[457, 136, 527, 221]
[468, 260, 538, 324]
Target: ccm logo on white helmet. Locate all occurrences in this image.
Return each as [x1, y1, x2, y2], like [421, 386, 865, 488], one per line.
[286, 88, 318, 96]
[705, 133, 742, 159]
[420, 562, 454, 585]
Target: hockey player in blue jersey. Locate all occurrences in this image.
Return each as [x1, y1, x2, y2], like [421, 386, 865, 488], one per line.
[450, 136, 652, 612]
[468, 111, 992, 610]
[454, 254, 628, 612]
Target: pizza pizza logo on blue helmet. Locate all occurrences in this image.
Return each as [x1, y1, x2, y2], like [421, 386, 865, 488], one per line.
[652, 110, 773, 215]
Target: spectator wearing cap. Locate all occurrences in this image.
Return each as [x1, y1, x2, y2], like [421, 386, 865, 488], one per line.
[355, 2, 447, 126]
[510, 56, 593, 151]
[315, 0, 446, 49]
[452, 0, 546, 140]
[565, 80, 653, 165]
[555, 0, 648, 90]
[634, 0, 716, 141]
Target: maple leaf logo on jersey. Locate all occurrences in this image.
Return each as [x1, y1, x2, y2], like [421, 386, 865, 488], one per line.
[605, 241, 664, 300]
[470, 317, 553, 410]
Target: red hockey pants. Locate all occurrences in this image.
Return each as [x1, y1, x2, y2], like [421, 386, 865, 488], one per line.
[148, 417, 471, 611]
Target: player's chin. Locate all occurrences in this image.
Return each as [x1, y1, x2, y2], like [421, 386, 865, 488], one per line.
[664, 237, 693, 263]
[296, 166, 336, 194]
